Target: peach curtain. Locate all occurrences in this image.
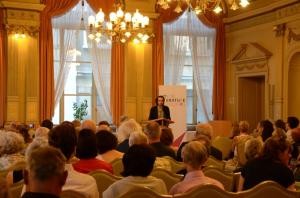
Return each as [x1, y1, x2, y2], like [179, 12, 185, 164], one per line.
[0, 8, 6, 127]
[153, 6, 225, 119]
[152, 4, 187, 104]
[39, 0, 79, 122]
[86, 0, 124, 125]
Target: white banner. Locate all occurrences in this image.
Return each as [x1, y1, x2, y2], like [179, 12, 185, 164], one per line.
[159, 85, 186, 139]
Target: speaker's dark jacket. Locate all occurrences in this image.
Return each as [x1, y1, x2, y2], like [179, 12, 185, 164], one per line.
[148, 105, 171, 120]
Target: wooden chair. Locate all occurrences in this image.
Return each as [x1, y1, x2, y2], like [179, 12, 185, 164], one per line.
[212, 136, 233, 160]
[161, 156, 185, 173]
[7, 160, 26, 172]
[203, 166, 235, 192]
[150, 168, 183, 191]
[61, 190, 86, 198]
[89, 169, 122, 198]
[204, 156, 225, 170]
[111, 158, 124, 177]
[7, 180, 24, 198]
[173, 184, 232, 198]
[119, 186, 172, 198]
[236, 181, 298, 198]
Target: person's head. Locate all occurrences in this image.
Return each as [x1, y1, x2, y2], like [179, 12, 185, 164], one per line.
[275, 119, 286, 131]
[0, 131, 25, 156]
[96, 130, 118, 154]
[259, 120, 274, 142]
[194, 134, 211, 155]
[129, 132, 148, 147]
[97, 120, 111, 132]
[182, 141, 208, 170]
[16, 124, 31, 143]
[25, 137, 49, 161]
[195, 123, 213, 140]
[287, 116, 299, 129]
[144, 121, 161, 141]
[48, 124, 77, 161]
[34, 127, 50, 140]
[24, 146, 67, 195]
[260, 136, 291, 166]
[72, 120, 81, 128]
[239, 121, 250, 134]
[121, 144, 155, 177]
[244, 138, 263, 161]
[81, 120, 97, 133]
[76, 129, 98, 159]
[155, 96, 165, 106]
[41, 119, 53, 130]
[117, 119, 143, 142]
[230, 121, 240, 138]
[160, 127, 174, 146]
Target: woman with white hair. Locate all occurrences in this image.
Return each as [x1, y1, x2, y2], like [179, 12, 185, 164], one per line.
[116, 119, 143, 153]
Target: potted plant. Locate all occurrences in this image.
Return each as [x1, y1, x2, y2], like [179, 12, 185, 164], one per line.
[72, 99, 88, 121]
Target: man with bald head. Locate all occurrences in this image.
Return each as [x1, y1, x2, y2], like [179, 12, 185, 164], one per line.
[81, 119, 97, 133]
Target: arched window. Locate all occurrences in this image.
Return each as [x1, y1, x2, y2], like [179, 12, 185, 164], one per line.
[163, 11, 216, 123]
[52, 1, 112, 124]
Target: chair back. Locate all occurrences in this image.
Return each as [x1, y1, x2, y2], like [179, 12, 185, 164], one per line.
[236, 181, 298, 198]
[89, 169, 122, 198]
[173, 184, 232, 198]
[61, 190, 86, 198]
[111, 158, 124, 176]
[203, 166, 235, 192]
[151, 168, 183, 191]
[7, 180, 24, 198]
[119, 186, 172, 198]
[161, 156, 185, 173]
[212, 136, 233, 160]
[204, 156, 225, 170]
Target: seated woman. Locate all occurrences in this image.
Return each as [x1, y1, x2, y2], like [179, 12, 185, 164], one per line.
[169, 141, 224, 195]
[103, 144, 167, 198]
[240, 136, 295, 191]
[96, 130, 123, 163]
[73, 129, 113, 174]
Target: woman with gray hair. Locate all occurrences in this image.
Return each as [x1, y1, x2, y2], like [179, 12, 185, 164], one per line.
[170, 141, 224, 195]
[116, 119, 143, 153]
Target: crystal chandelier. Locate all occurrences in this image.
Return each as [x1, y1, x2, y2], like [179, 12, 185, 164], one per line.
[156, 0, 250, 15]
[88, 0, 152, 43]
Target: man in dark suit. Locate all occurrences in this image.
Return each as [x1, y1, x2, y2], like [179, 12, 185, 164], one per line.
[148, 96, 171, 126]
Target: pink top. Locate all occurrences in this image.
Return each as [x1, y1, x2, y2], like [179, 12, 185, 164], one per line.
[169, 170, 224, 195]
[72, 158, 113, 174]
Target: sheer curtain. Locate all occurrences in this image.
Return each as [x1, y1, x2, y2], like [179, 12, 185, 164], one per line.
[163, 11, 216, 121]
[89, 40, 112, 122]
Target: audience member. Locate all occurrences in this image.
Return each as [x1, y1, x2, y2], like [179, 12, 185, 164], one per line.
[275, 119, 287, 132]
[286, 116, 300, 143]
[244, 138, 263, 162]
[103, 144, 167, 198]
[96, 130, 123, 163]
[144, 122, 176, 159]
[177, 123, 222, 161]
[98, 120, 111, 132]
[73, 129, 113, 174]
[240, 136, 295, 191]
[48, 124, 99, 198]
[258, 120, 274, 142]
[34, 127, 49, 140]
[116, 119, 143, 153]
[22, 146, 67, 198]
[230, 121, 240, 139]
[160, 127, 177, 152]
[128, 131, 148, 147]
[169, 141, 224, 195]
[41, 119, 53, 130]
[81, 119, 97, 133]
[272, 128, 287, 140]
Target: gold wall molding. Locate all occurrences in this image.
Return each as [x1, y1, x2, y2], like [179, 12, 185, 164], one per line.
[288, 28, 300, 43]
[0, 1, 45, 11]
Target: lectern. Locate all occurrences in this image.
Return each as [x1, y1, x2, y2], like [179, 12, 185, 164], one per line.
[148, 118, 175, 127]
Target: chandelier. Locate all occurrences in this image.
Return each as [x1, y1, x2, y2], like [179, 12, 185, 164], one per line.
[156, 0, 250, 15]
[88, 1, 152, 44]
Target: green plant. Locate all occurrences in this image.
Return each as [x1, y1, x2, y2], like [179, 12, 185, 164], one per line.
[72, 99, 88, 121]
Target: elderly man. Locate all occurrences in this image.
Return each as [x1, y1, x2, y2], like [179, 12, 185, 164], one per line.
[22, 146, 67, 198]
[177, 123, 222, 161]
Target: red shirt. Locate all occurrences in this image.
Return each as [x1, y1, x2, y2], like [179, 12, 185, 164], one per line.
[73, 158, 113, 174]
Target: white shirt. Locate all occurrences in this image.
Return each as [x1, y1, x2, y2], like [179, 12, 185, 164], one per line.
[21, 164, 99, 198]
[103, 176, 167, 198]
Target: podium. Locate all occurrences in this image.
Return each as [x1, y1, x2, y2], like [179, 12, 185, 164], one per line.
[149, 118, 175, 127]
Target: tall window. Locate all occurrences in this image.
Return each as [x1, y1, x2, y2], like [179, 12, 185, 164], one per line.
[52, 1, 112, 124]
[163, 11, 216, 124]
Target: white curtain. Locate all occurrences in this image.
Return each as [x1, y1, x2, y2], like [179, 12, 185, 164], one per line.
[89, 40, 112, 122]
[163, 11, 216, 122]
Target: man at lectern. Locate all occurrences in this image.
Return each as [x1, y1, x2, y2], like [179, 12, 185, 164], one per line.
[148, 96, 171, 125]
